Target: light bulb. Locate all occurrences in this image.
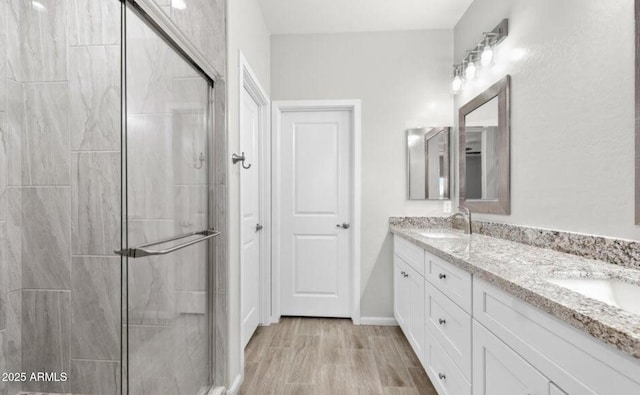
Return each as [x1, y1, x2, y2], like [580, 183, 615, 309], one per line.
[451, 75, 463, 94]
[481, 46, 494, 67]
[465, 61, 477, 80]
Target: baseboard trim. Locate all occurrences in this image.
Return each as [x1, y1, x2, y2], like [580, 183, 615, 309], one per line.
[226, 374, 242, 395]
[359, 316, 398, 326]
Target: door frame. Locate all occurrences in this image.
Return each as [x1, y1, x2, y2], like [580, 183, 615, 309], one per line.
[271, 100, 362, 325]
[238, 51, 271, 331]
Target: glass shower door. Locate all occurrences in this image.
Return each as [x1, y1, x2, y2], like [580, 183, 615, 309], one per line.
[122, 5, 213, 395]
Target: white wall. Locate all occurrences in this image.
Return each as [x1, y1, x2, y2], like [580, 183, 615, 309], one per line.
[226, 0, 270, 388]
[271, 31, 454, 318]
[454, 0, 638, 241]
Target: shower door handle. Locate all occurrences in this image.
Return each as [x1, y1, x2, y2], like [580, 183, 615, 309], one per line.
[115, 229, 221, 258]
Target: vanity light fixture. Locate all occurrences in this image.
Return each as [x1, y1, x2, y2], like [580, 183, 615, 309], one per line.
[480, 35, 497, 67]
[451, 66, 463, 94]
[465, 57, 478, 80]
[451, 19, 508, 95]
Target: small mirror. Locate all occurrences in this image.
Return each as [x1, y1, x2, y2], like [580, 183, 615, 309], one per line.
[459, 75, 510, 214]
[407, 127, 451, 200]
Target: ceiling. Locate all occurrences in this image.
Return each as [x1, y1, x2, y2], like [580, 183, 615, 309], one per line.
[257, 0, 474, 35]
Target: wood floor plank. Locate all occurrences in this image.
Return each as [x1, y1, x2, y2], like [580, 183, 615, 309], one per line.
[383, 387, 420, 395]
[407, 367, 438, 395]
[245, 325, 278, 364]
[287, 335, 321, 384]
[345, 324, 370, 349]
[319, 318, 350, 337]
[239, 318, 436, 395]
[238, 362, 259, 395]
[319, 363, 355, 395]
[347, 349, 384, 394]
[269, 317, 299, 347]
[370, 335, 414, 388]
[319, 334, 350, 365]
[392, 329, 423, 369]
[251, 347, 294, 394]
[296, 318, 324, 335]
[274, 382, 319, 395]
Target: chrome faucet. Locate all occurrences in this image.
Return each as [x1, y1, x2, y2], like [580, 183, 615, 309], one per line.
[450, 206, 472, 235]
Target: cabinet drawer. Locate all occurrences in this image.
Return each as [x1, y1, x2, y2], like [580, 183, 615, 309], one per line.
[394, 235, 425, 276]
[425, 251, 472, 313]
[424, 326, 471, 395]
[425, 282, 472, 380]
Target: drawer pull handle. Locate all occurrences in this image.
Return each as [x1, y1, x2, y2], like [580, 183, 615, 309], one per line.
[439, 273, 447, 280]
[438, 373, 446, 380]
[438, 318, 446, 325]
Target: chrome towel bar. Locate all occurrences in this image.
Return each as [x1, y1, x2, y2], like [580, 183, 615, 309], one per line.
[115, 228, 220, 258]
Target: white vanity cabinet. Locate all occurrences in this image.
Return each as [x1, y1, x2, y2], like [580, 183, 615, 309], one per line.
[392, 234, 640, 395]
[393, 238, 425, 357]
[473, 278, 640, 395]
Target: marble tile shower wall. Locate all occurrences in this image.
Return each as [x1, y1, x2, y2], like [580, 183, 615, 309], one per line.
[155, 0, 226, 78]
[0, 0, 228, 394]
[1, 0, 123, 394]
[0, 2, 7, 395]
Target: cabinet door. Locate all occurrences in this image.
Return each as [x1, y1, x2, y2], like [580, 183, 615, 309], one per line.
[473, 321, 550, 395]
[394, 255, 408, 329]
[406, 264, 424, 357]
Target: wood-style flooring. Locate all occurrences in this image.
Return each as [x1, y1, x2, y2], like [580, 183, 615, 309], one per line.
[239, 317, 438, 395]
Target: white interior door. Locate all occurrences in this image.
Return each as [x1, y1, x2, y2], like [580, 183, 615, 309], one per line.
[240, 85, 261, 348]
[279, 109, 352, 317]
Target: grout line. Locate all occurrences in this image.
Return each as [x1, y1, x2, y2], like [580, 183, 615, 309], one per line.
[71, 254, 120, 258]
[70, 358, 121, 363]
[21, 80, 69, 85]
[19, 185, 71, 188]
[68, 43, 121, 48]
[71, 150, 121, 154]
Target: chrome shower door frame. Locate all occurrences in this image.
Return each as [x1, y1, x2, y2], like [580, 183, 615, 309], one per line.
[120, 1, 224, 393]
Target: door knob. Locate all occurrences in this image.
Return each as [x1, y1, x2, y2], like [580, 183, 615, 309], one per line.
[336, 222, 350, 229]
[256, 224, 263, 232]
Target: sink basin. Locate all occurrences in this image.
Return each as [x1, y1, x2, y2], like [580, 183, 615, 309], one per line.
[545, 278, 640, 315]
[418, 232, 463, 239]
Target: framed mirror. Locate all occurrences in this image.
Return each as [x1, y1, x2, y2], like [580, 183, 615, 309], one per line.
[459, 75, 511, 214]
[407, 127, 451, 200]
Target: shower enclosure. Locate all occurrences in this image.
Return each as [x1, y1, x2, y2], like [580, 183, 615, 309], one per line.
[0, 1, 227, 394]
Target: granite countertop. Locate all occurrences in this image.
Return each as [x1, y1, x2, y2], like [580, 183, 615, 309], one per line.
[390, 223, 640, 359]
